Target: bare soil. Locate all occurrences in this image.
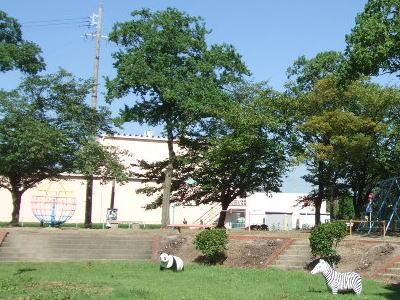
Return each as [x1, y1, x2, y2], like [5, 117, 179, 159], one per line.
[161, 233, 284, 267]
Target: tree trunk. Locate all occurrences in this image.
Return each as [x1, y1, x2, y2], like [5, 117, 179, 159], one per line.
[10, 186, 23, 226]
[315, 161, 325, 226]
[161, 162, 172, 227]
[355, 191, 364, 219]
[352, 193, 358, 218]
[315, 198, 322, 227]
[110, 179, 115, 209]
[84, 175, 93, 228]
[161, 122, 175, 227]
[217, 201, 230, 228]
[329, 185, 335, 220]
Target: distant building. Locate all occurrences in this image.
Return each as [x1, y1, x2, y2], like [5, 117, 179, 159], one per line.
[0, 134, 328, 228]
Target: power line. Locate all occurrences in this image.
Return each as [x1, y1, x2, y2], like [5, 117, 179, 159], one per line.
[22, 17, 88, 24]
[23, 21, 89, 28]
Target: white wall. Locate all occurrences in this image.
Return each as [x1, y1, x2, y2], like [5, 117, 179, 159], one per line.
[0, 136, 329, 228]
[244, 192, 328, 229]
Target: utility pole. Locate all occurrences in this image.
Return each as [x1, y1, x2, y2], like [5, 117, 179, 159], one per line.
[82, 1, 106, 228]
[91, 2, 103, 108]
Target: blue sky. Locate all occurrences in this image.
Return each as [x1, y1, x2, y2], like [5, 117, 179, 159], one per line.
[1, 1, 373, 193]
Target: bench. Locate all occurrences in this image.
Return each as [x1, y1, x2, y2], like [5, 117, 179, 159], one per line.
[167, 224, 213, 233]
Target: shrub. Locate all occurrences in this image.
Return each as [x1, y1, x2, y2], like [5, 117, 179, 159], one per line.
[194, 228, 228, 264]
[309, 221, 347, 265]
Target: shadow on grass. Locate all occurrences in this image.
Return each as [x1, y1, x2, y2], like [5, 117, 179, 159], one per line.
[13, 268, 37, 275]
[307, 280, 400, 299]
[377, 283, 400, 300]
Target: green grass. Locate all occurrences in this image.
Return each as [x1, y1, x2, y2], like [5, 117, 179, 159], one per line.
[0, 261, 397, 299]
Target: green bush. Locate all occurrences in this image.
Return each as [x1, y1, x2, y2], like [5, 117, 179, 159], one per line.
[337, 196, 355, 220]
[309, 221, 347, 265]
[194, 228, 228, 264]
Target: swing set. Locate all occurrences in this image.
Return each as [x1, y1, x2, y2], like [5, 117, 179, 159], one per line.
[357, 176, 400, 234]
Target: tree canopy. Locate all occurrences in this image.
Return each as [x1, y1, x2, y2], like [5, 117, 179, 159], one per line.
[286, 51, 344, 94]
[106, 8, 249, 226]
[344, 0, 400, 78]
[136, 82, 295, 227]
[293, 76, 400, 219]
[0, 70, 116, 225]
[0, 10, 45, 74]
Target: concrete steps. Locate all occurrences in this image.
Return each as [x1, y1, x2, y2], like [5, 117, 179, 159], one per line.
[380, 261, 400, 281]
[270, 238, 312, 270]
[0, 231, 153, 262]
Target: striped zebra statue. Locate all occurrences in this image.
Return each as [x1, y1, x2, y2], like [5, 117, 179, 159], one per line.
[311, 259, 362, 295]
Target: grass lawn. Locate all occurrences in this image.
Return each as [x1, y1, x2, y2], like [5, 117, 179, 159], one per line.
[0, 261, 398, 299]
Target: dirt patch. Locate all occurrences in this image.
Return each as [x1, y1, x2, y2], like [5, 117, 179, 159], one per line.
[336, 241, 400, 281]
[225, 239, 284, 267]
[159, 233, 285, 268]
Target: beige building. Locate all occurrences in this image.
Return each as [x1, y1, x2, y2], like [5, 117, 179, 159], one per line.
[0, 134, 327, 228]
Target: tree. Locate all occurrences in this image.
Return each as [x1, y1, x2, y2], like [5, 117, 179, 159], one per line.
[74, 140, 132, 228]
[106, 8, 249, 227]
[0, 10, 45, 74]
[0, 70, 113, 226]
[344, 0, 400, 79]
[136, 82, 294, 227]
[287, 52, 345, 225]
[296, 78, 400, 219]
[332, 81, 400, 216]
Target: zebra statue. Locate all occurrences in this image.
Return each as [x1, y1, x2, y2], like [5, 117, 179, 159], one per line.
[311, 259, 362, 295]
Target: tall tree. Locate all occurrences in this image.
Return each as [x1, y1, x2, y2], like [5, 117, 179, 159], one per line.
[0, 70, 113, 226]
[337, 81, 400, 216]
[0, 10, 45, 74]
[287, 52, 344, 225]
[295, 78, 400, 219]
[344, 0, 400, 79]
[136, 82, 295, 227]
[106, 8, 249, 227]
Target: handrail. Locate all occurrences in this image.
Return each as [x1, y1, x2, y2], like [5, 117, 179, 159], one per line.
[192, 203, 221, 225]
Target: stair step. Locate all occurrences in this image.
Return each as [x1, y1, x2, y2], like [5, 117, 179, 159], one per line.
[274, 260, 307, 266]
[290, 244, 309, 248]
[278, 256, 310, 262]
[0, 232, 154, 262]
[271, 265, 304, 270]
[0, 248, 151, 255]
[6, 236, 152, 242]
[291, 240, 309, 244]
[0, 252, 151, 259]
[1, 241, 152, 248]
[386, 268, 400, 273]
[283, 249, 311, 256]
[0, 256, 151, 262]
[381, 273, 400, 279]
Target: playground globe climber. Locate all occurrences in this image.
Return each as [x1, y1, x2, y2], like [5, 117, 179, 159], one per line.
[31, 182, 76, 226]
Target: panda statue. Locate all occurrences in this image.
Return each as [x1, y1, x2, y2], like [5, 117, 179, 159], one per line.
[159, 252, 184, 272]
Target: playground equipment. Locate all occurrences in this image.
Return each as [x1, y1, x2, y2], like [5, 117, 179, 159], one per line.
[31, 181, 76, 226]
[358, 176, 400, 234]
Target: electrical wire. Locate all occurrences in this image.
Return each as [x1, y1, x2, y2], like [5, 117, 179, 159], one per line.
[22, 21, 90, 28]
[22, 17, 88, 24]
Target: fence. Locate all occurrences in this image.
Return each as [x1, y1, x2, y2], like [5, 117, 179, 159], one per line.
[329, 219, 386, 237]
